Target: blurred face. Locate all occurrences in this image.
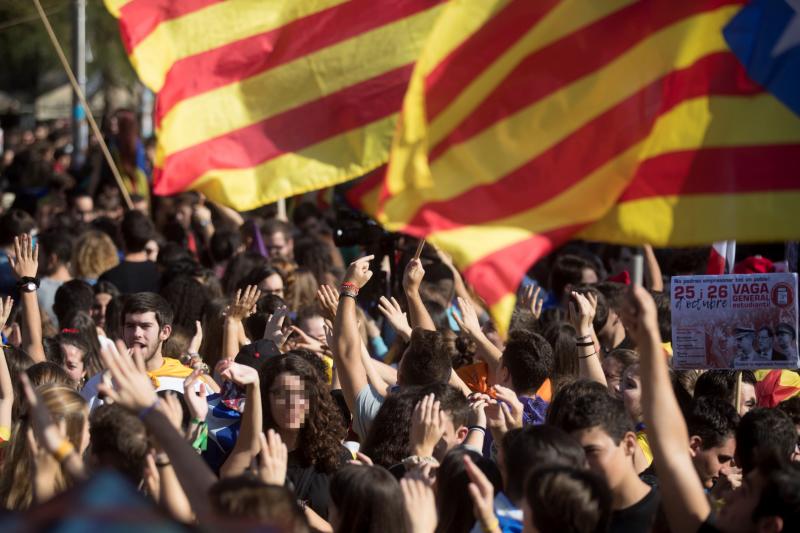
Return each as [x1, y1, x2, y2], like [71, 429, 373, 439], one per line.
[144, 239, 159, 262]
[268, 372, 311, 430]
[522, 500, 539, 533]
[61, 343, 86, 382]
[258, 273, 284, 298]
[573, 426, 634, 492]
[716, 470, 767, 533]
[739, 383, 757, 416]
[123, 311, 170, 362]
[265, 231, 293, 259]
[73, 196, 95, 223]
[690, 435, 735, 489]
[300, 315, 326, 343]
[736, 334, 755, 354]
[433, 412, 467, 461]
[776, 331, 794, 352]
[757, 330, 772, 352]
[602, 357, 625, 396]
[92, 292, 112, 328]
[175, 204, 193, 229]
[581, 267, 599, 285]
[621, 368, 642, 423]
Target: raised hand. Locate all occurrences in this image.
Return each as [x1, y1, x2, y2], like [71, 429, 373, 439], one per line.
[317, 285, 339, 321]
[409, 393, 446, 458]
[344, 255, 375, 289]
[218, 360, 260, 388]
[492, 385, 523, 430]
[464, 455, 499, 533]
[378, 296, 412, 340]
[8, 234, 38, 279]
[227, 285, 261, 322]
[0, 296, 13, 331]
[453, 297, 482, 338]
[262, 304, 289, 345]
[400, 475, 437, 533]
[620, 285, 661, 347]
[568, 290, 596, 334]
[403, 258, 425, 294]
[517, 284, 543, 319]
[20, 373, 69, 456]
[183, 370, 209, 422]
[287, 326, 325, 354]
[253, 429, 288, 486]
[97, 344, 158, 413]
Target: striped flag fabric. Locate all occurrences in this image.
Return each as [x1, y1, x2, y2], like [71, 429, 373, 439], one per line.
[374, 0, 800, 332]
[707, 241, 737, 275]
[104, 0, 447, 210]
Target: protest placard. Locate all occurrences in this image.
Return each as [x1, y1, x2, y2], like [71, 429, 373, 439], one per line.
[671, 273, 799, 369]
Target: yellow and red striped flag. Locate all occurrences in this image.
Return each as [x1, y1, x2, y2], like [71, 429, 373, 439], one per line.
[375, 0, 800, 333]
[104, 0, 447, 210]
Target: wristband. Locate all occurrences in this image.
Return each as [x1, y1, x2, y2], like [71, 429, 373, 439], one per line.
[578, 351, 599, 359]
[53, 439, 75, 462]
[468, 425, 486, 434]
[575, 334, 592, 341]
[480, 516, 500, 533]
[138, 399, 161, 420]
[576, 341, 595, 347]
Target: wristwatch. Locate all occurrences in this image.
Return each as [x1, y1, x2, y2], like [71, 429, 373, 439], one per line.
[17, 276, 40, 293]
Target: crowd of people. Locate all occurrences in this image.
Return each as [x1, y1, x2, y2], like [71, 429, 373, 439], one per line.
[0, 119, 797, 532]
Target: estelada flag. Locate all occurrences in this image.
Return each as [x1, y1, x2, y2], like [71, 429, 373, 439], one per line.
[375, 0, 800, 333]
[104, 0, 447, 210]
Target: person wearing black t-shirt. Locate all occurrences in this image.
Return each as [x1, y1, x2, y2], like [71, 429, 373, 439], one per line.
[99, 210, 160, 294]
[549, 382, 660, 533]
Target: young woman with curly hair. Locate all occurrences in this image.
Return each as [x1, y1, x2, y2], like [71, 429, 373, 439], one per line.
[72, 231, 120, 284]
[220, 352, 348, 520]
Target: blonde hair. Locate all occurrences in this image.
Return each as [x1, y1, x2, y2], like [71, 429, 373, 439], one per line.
[73, 231, 119, 280]
[286, 268, 318, 311]
[0, 385, 88, 510]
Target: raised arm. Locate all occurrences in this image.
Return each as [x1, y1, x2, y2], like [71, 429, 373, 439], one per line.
[333, 255, 373, 412]
[0, 297, 14, 431]
[9, 235, 45, 363]
[642, 245, 664, 292]
[219, 362, 263, 478]
[222, 286, 261, 361]
[453, 297, 503, 372]
[403, 258, 436, 331]
[622, 285, 709, 533]
[568, 291, 607, 386]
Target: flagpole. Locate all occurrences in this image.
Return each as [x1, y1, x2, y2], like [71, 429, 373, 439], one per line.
[32, 0, 134, 210]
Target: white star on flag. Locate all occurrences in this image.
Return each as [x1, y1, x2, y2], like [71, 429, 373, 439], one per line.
[772, 0, 800, 56]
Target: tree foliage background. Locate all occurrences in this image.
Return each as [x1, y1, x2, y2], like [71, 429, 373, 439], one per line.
[0, 0, 135, 100]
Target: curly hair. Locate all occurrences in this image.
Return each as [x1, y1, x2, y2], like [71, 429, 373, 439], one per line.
[72, 231, 120, 280]
[260, 353, 345, 473]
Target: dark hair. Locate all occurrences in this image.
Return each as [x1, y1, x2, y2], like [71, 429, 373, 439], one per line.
[651, 291, 672, 340]
[62, 311, 103, 376]
[776, 396, 800, 426]
[435, 449, 502, 533]
[239, 265, 282, 293]
[546, 379, 607, 426]
[209, 476, 308, 530]
[210, 228, 242, 264]
[362, 383, 469, 469]
[89, 404, 148, 484]
[525, 466, 612, 533]
[122, 292, 174, 329]
[26, 361, 76, 389]
[595, 282, 626, 314]
[260, 354, 345, 472]
[549, 255, 596, 300]
[263, 218, 293, 239]
[575, 286, 608, 332]
[36, 228, 74, 274]
[752, 458, 800, 532]
[0, 209, 35, 247]
[694, 370, 757, 406]
[222, 251, 268, 295]
[502, 425, 587, 503]
[329, 465, 407, 533]
[548, 381, 632, 443]
[53, 280, 94, 327]
[686, 396, 739, 450]
[735, 408, 797, 474]
[543, 322, 578, 385]
[120, 209, 155, 253]
[399, 328, 452, 387]
[159, 275, 210, 330]
[293, 236, 331, 286]
[93, 280, 120, 299]
[502, 329, 553, 394]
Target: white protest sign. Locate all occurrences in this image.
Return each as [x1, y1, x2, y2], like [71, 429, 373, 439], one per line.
[671, 273, 799, 369]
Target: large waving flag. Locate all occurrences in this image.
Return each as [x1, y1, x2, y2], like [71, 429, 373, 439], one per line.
[104, 0, 446, 209]
[375, 0, 800, 332]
